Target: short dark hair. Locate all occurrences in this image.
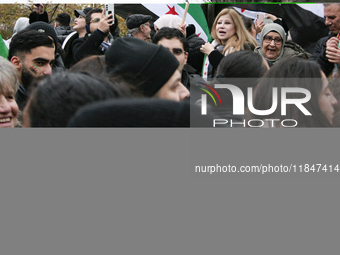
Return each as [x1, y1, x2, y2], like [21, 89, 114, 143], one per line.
[25, 72, 125, 127]
[8, 29, 54, 60]
[217, 50, 268, 79]
[85, 8, 102, 25]
[152, 27, 189, 52]
[56, 13, 71, 27]
[209, 51, 268, 111]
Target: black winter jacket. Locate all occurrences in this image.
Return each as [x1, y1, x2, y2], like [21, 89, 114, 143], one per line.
[73, 30, 113, 63]
[309, 33, 336, 77]
[55, 26, 74, 44]
[186, 33, 205, 74]
[29, 11, 48, 24]
[205, 42, 255, 78]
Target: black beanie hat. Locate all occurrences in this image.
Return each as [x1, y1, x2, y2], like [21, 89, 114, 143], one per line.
[105, 37, 179, 97]
[26, 21, 58, 50]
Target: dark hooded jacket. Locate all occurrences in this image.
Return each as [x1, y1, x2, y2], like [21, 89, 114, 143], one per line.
[55, 26, 74, 44]
[72, 30, 115, 63]
[186, 25, 206, 74]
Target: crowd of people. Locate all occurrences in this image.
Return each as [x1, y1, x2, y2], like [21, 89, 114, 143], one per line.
[1, 3, 340, 127]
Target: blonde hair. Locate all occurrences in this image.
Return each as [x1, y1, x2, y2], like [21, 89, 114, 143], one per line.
[211, 8, 258, 55]
[0, 56, 19, 94]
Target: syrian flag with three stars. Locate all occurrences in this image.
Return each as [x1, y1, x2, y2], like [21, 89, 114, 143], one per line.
[142, 3, 211, 43]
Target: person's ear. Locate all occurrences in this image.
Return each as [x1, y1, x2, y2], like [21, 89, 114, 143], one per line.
[184, 52, 188, 64]
[85, 24, 91, 33]
[10, 56, 22, 72]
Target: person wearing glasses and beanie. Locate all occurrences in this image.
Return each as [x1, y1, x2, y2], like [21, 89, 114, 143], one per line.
[72, 8, 117, 64]
[254, 23, 309, 67]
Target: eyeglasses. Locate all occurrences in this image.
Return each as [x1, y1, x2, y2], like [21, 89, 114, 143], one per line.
[263, 36, 283, 45]
[90, 18, 100, 23]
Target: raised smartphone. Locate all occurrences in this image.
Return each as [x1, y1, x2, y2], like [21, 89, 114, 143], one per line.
[105, 4, 114, 24]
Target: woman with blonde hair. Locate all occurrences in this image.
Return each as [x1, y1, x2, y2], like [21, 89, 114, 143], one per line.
[0, 56, 19, 128]
[201, 8, 258, 78]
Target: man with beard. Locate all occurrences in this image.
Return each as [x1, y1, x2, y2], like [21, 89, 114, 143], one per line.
[8, 29, 55, 111]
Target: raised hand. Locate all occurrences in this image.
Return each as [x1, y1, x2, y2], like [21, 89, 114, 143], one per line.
[200, 42, 215, 56]
[97, 9, 114, 34]
[326, 37, 340, 64]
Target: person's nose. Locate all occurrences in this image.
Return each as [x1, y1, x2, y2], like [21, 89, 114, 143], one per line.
[43, 64, 52, 75]
[0, 95, 11, 114]
[179, 83, 190, 101]
[331, 95, 338, 106]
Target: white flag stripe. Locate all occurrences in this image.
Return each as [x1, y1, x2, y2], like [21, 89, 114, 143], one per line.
[143, 4, 208, 42]
[234, 4, 324, 20]
[233, 7, 266, 20]
[296, 4, 324, 19]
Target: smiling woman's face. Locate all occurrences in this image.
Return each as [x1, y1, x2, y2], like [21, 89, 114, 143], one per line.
[262, 31, 283, 60]
[0, 86, 18, 128]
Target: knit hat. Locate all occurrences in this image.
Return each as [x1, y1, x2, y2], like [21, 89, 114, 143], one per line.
[126, 14, 152, 29]
[74, 7, 92, 18]
[26, 21, 58, 50]
[105, 37, 179, 97]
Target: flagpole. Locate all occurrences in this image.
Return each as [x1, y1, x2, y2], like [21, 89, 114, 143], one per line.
[181, 0, 189, 25]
